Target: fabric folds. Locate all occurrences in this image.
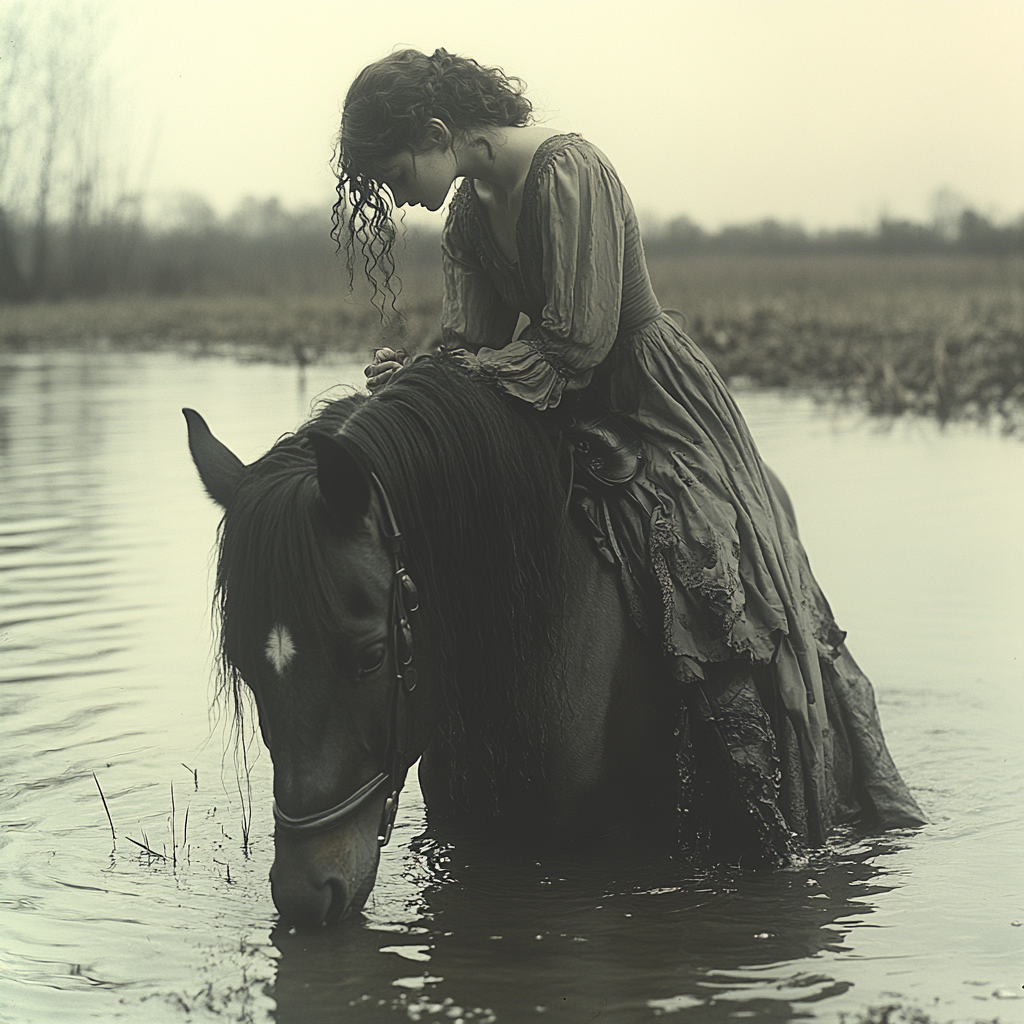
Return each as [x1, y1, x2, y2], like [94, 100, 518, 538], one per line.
[437, 133, 925, 858]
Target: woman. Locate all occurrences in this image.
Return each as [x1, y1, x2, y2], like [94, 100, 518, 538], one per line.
[336, 48, 924, 862]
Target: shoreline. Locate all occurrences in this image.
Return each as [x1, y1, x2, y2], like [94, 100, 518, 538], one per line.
[3, 255, 1021, 433]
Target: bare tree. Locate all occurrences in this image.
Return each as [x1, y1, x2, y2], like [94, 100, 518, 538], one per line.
[0, 1, 131, 299]
[0, 2, 33, 298]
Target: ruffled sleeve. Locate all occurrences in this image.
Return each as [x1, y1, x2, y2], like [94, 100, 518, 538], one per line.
[441, 205, 519, 352]
[452, 143, 627, 410]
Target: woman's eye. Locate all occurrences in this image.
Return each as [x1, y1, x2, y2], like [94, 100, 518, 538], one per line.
[358, 643, 387, 677]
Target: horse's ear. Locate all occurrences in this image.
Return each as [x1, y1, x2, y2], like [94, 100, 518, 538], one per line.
[306, 431, 372, 526]
[183, 408, 245, 508]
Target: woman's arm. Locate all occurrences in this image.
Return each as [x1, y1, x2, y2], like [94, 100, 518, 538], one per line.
[456, 144, 627, 410]
[440, 233, 519, 350]
[364, 202, 517, 392]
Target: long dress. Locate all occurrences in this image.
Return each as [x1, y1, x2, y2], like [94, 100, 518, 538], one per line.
[440, 133, 924, 861]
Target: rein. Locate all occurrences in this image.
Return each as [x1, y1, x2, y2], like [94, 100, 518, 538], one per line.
[272, 471, 420, 846]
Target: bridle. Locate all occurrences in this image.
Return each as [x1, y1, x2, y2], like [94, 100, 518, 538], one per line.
[272, 471, 420, 846]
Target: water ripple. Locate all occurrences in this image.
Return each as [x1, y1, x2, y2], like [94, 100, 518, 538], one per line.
[1, 351, 1020, 1024]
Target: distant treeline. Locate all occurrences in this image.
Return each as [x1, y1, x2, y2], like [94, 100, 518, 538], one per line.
[3, 5, 1020, 307]
[1, 197, 1021, 303]
[644, 210, 1024, 258]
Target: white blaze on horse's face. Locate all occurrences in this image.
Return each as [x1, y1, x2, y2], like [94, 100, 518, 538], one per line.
[265, 623, 296, 676]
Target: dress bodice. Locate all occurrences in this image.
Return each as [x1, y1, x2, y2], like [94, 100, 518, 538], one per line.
[441, 135, 663, 409]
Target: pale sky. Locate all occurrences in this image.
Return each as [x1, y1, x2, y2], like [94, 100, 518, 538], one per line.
[100, 0, 1023, 230]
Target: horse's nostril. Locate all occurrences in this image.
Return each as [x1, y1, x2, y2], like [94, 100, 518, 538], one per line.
[270, 861, 335, 927]
[324, 877, 348, 925]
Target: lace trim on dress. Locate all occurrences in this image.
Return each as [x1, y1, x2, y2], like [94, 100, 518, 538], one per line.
[448, 181, 489, 270]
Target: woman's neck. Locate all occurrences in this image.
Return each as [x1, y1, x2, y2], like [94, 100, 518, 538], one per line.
[454, 125, 559, 209]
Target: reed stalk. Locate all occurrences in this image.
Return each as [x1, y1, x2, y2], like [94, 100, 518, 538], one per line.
[237, 735, 253, 856]
[92, 772, 116, 843]
[170, 782, 176, 868]
[126, 835, 166, 860]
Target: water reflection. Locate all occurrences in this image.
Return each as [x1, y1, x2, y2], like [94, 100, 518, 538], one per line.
[267, 828, 912, 1024]
[1, 349, 1020, 1024]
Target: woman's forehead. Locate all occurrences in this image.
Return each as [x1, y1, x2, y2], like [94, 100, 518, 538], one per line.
[342, 144, 416, 187]
[344, 159, 387, 185]
[368, 152, 414, 180]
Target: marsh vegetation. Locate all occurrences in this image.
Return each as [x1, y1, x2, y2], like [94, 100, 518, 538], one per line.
[4, 241, 1021, 433]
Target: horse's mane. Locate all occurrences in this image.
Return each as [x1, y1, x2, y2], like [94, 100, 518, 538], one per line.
[215, 352, 573, 809]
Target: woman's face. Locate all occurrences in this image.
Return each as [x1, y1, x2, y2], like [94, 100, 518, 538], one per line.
[378, 144, 457, 212]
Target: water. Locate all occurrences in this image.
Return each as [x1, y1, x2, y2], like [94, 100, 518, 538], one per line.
[1, 348, 1021, 1024]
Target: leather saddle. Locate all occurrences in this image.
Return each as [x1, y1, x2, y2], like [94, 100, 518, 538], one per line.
[564, 411, 644, 487]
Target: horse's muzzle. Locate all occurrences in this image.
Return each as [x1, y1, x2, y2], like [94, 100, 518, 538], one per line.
[269, 819, 381, 926]
[269, 860, 337, 927]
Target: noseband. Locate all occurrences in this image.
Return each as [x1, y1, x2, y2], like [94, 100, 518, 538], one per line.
[272, 471, 420, 846]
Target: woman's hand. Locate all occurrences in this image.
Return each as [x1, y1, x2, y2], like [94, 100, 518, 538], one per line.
[365, 347, 407, 392]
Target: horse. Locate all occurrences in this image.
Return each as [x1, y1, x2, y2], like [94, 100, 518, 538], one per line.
[184, 352, 921, 926]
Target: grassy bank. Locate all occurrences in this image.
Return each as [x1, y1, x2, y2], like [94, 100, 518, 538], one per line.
[3, 254, 1021, 431]
[649, 254, 1023, 431]
[0, 293, 391, 363]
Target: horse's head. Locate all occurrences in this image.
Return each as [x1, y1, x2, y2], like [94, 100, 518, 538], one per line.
[183, 408, 436, 926]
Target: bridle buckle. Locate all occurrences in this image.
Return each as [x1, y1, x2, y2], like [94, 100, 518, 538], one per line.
[377, 791, 399, 845]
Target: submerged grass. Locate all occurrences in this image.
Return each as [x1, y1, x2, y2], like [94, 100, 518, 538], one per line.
[3, 254, 1020, 431]
[89, 758, 251, 874]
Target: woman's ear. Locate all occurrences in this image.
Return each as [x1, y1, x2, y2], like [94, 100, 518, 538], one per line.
[423, 118, 453, 150]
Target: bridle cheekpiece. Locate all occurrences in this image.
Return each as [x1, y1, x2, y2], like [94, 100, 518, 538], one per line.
[272, 471, 420, 846]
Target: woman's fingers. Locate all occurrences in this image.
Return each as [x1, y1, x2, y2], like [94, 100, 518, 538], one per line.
[366, 364, 403, 391]
[365, 348, 407, 391]
[365, 360, 403, 378]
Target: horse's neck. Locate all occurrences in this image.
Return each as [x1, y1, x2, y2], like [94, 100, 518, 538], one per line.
[421, 519, 676, 838]
[536, 526, 672, 827]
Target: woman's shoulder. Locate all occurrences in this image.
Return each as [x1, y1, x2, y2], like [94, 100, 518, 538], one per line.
[444, 134, 624, 252]
[529, 133, 614, 175]
[524, 134, 624, 208]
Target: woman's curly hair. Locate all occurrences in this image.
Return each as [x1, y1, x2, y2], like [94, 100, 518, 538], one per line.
[333, 48, 533, 319]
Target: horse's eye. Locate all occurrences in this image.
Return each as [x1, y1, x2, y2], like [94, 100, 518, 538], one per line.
[357, 642, 387, 677]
